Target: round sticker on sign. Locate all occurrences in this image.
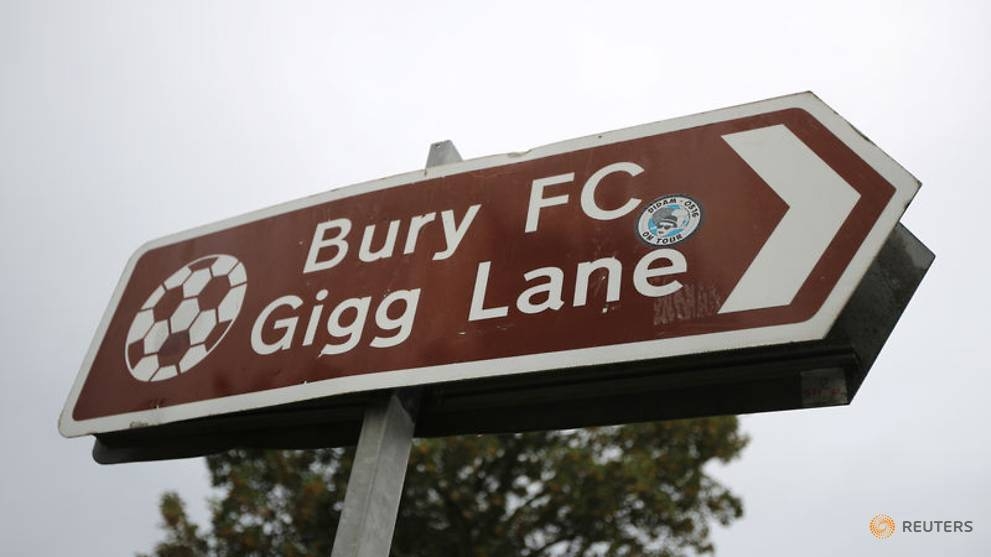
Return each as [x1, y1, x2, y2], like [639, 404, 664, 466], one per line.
[636, 195, 703, 247]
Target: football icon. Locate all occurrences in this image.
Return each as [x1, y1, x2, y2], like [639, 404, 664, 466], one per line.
[123, 254, 247, 382]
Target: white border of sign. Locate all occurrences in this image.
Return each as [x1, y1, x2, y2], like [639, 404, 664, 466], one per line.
[59, 92, 919, 438]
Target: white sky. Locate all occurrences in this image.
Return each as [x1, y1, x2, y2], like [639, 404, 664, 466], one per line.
[2, 1, 989, 555]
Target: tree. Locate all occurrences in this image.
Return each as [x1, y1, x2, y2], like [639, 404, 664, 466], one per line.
[142, 417, 747, 557]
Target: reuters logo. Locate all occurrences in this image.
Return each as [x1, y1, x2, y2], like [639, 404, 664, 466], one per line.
[870, 514, 896, 539]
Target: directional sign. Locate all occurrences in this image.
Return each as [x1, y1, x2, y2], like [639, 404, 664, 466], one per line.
[60, 92, 919, 438]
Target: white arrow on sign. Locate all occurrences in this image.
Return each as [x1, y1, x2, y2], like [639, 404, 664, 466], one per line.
[718, 124, 861, 314]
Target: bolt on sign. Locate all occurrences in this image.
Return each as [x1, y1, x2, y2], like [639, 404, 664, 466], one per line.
[60, 93, 930, 455]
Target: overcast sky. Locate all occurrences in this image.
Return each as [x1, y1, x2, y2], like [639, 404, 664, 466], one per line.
[2, 1, 989, 555]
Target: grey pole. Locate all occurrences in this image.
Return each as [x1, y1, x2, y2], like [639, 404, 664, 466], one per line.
[329, 140, 463, 557]
[424, 139, 463, 167]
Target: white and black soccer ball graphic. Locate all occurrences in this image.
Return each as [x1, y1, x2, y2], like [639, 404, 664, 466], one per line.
[124, 254, 247, 382]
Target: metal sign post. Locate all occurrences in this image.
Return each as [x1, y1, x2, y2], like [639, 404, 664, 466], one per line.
[328, 390, 417, 557]
[330, 141, 463, 557]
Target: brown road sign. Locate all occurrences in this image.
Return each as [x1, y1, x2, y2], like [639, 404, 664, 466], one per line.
[60, 92, 920, 438]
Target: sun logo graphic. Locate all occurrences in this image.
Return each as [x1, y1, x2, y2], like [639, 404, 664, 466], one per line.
[869, 514, 896, 539]
[124, 255, 247, 382]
